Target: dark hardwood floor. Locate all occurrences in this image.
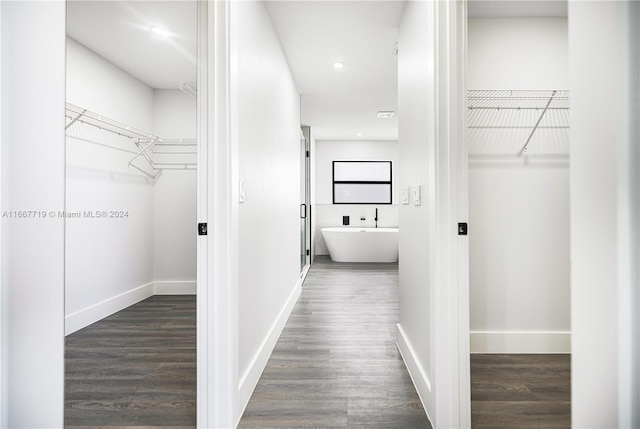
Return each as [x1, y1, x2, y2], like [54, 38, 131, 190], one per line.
[238, 256, 432, 429]
[470, 353, 571, 428]
[64, 264, 571, 429]
[65, 295, 196, 428]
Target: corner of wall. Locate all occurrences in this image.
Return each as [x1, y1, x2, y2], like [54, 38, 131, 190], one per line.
[65, 283, 155, 336]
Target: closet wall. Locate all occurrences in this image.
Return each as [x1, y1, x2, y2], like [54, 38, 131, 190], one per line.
[468, 18, 570, 353]
[152, 90, 196, 293]
[65, 38, 195, 334]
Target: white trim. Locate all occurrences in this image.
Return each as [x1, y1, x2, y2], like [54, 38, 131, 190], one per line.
[454, 1, 471, 427]
[197, 1, 238, 427]
[396, 324, 433, 424]
[195, 0, 211, 426]
[0, 3, 4, 424]
[236, 277, 304, 424]
[64, 283, 154, 336]
[153, 281, 197, 295]
[432, 1, 470, 427]
[470, 331, 571, 354]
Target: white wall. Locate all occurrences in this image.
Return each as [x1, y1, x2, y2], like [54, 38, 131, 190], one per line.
[570, 2, 640, 426]
[468, 18, 570, 353]
[1, 2, 65, 426]
[234, 0, 302, 421]
[65, 38, 156, 334]
[152, 89, 196, 293]
[313, 139, 399, 255]
[66, 39, 154, 128]
[397, 2, 436, 420]
[468, 18, 568, 90]
[469, 163, 570, 351]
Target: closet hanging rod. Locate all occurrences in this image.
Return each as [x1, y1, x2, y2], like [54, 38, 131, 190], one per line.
[135, 138, 196, 145]
[469, 95, 569, 100]
[128, 162, 160, 180]
[469, 106, 569, 110]
[469, 126, 569, 129]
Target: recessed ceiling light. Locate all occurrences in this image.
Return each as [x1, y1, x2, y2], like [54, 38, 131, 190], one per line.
[151, 27, 172, 37]
[332, 62, 344, 69]
[356, 132, 362, 137]
[377, 111, 395, 119]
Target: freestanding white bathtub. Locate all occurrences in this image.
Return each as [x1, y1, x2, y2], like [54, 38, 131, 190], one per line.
[321, 227, 399, 263]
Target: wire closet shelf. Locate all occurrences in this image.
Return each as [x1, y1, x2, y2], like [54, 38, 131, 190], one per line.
[65, 103, 196, 179]
[468, 89, 570, 157]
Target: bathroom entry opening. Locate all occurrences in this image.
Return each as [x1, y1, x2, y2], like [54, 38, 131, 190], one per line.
[332, 160, 393, 204]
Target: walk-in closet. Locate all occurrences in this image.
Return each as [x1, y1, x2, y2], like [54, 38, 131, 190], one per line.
[467, 12, 571, 428]
[63, 1, 197, 425]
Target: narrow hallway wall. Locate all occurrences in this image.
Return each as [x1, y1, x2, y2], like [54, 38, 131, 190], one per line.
[1, 2, 65, 426]
[234, 0, 302, 420]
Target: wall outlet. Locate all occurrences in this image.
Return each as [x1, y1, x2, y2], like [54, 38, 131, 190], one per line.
[413, 185, 421, 206]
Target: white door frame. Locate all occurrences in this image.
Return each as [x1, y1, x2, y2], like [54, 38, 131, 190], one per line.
[196, 1, 239, 427]
[433, 0, 470, 426]
[454, 1, 471, 426]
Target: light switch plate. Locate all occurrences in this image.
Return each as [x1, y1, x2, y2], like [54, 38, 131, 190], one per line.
[413, 185, 421, 206]
[239, 180, 246, 203]
[401, 187, 410, 205]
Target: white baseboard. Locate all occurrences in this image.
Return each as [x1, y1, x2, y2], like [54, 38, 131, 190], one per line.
[470, 331, 571, 354]
[236, 276, 305, 424]
[396, 324, 433, 423]
[153, 280, 197, 295]
[65, 282, 154, 336]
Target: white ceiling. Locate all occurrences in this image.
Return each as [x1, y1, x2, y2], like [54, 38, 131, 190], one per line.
[66, 0, 567, 141]
[66, 0, 197, 90]
[266, 1, 405, 141]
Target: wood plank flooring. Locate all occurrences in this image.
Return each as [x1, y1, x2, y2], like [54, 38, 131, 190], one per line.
[65, 295, 196, 428]
[470, 353, 571, 428]
[64, 263, 571, 429]
[238, 256, 432, 429]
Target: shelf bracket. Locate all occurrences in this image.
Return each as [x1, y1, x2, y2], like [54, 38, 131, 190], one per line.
[65, 109, 87, 130]
[518, 90, 557, 156]
[129, 137, 157, 169]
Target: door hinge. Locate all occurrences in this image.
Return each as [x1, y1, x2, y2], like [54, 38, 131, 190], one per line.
[306, 150, 310, 158]
[198, 223, 208, 236]
[306, 249, 310, 256]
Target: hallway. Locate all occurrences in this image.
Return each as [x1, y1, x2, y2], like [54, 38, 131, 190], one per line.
[238, 256, 431, 429]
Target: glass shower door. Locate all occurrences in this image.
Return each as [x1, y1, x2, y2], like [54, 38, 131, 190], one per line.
[300, 129, 310, 274]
